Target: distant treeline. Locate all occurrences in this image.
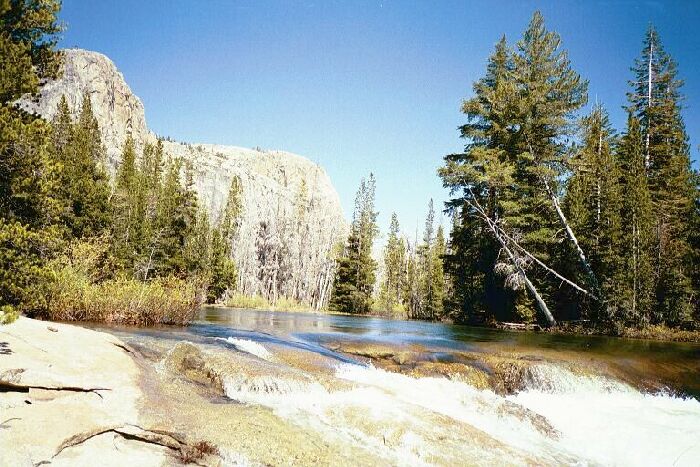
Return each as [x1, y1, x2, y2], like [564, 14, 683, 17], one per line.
[330, 12, 700, 332]
[329, 174, 447, 321]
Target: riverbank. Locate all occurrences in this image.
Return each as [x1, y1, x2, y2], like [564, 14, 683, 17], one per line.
[540, 322, 700, 343]
[0, 318, 384, 466]
[224, 293, 311, 313]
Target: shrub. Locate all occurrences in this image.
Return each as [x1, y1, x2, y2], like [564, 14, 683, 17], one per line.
[41, 239, 204, 325]
[0, 305, 19, 325]
[44, 273, 202, 326]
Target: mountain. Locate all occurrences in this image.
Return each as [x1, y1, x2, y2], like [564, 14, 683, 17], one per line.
[19, 49, 346, 309]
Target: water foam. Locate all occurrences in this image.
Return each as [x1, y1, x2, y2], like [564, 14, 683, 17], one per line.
[509, 371, 700, 466]
[217, 337, 273, 361]
[222, 359, 700, 466]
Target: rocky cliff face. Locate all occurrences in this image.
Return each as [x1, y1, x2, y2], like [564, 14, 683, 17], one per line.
[20, 49, 346, 308]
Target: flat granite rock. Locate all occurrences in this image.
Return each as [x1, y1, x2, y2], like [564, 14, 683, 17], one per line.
[0, 318, 168, 466]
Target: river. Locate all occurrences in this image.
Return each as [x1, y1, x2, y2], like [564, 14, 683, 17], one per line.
[94, 307, 700, 466]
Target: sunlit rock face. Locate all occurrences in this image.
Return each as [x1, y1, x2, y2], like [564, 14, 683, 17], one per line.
[20, 49, 346, 307]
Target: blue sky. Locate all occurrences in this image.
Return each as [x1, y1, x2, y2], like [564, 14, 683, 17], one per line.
[58, 0, 700, 239]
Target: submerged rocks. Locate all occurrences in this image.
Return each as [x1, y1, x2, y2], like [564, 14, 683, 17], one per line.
[161, 340, 321, 399]
[0, 317, 577, 465]
[320, 337, 631, 399]
[160, 342, 226, 395]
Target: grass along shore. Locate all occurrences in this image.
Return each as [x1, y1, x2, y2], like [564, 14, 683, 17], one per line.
[224, 293, 312, 313]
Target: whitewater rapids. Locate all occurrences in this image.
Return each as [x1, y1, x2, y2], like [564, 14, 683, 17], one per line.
[92, 308, 700, 466]
[219, 339, 700, 466]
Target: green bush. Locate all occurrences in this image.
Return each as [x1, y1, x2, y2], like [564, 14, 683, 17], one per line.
[0, 221, 58, 314]
[0, 305, 19, 325]
[41, 239, 203, 325]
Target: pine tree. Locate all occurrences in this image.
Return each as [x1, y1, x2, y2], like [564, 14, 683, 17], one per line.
[207, 176, 242, 303]
[52, 95, 72, 157]
[403, 239, 419, 316]
[111, 136, 140, 271]
[618, 115, 654, 325]
[415, 199, 438, 319]
[184, 208, 212, 282]
[152, 157, 189, 276]
[52, 92, 112, 239]
[330, 174, 378, 313]
[133, 140, 166, 280]
[440, 12, 594, 327]
[439, 36, 518, 324]
[512, 11, 595, 299]
[440, 27, 554, 325]
[628, 26, 695, 325]
[180, 160, 203, 275]
[689, 171, 700, 322]
[378, 213, 406, 314]
[428, 225, 446, 318]
[0, 1, 62, 104]
[564, 104, 623, 321]
[0, 0, 62, 313]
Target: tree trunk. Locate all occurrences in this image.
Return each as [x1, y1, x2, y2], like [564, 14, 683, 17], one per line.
[645, 37, 653, 169]
[466, 192, 557, 327]
[494, 220, 596, 299]
[485, 212, 556, 327]
[632, 214, 638, 320]
[542, 177, 600, 295]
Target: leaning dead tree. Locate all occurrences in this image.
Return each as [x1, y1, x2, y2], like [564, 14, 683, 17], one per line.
[466, 188, 597, 327]
[529, 144, 601, 295]
[541, 176, 601, 295]
[466, 189, 556, 326]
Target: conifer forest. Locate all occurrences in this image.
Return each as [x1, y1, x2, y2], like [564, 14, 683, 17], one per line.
[3, 2, 700, 466]
[330, 12, 700, 337]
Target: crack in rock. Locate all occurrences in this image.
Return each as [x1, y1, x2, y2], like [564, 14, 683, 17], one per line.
[44, 424, 220, 465]
[0, 381, 110, 399]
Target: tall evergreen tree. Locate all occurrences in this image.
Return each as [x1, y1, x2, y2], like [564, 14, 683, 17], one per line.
[132, 140, 167, 280]
[440, 12, 594, 326]
[330, 174, 378, 313]
[439, 35, 517, 324]
[152, 157, 189, 276]
[428, 224, 446, 318]
[111, 136, 140, 271]
[419, 200, 435, 316]
[52, 93, 112, 239]
[618, 115, 655, 325]
[0, 0, 62, 313]
[378, 212, 406, 314]
[564, 104, 623, 321]
[689, 171, 700, 322]
[207, 176, 242, 303]
[628, 26, 695, 325]
[512, 11, 595, 300]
